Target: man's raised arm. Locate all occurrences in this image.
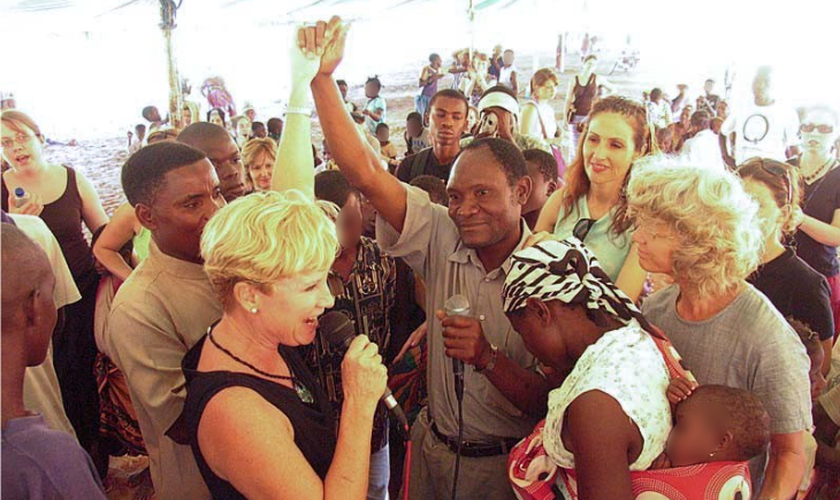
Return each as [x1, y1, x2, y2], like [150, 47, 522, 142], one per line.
[306, 17, 409, 233]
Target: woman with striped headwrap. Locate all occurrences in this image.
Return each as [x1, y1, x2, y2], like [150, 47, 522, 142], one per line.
[503, 237, 762, 500]
[502, 237, 674, 499]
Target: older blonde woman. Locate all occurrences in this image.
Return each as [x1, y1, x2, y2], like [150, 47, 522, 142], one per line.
[182, 191, 388, 500]
[629, 161, 812, 500]
[242, 138, 276, 192]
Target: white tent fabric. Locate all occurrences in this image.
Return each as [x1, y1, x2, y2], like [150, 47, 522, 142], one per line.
[2, 0, 838, 139]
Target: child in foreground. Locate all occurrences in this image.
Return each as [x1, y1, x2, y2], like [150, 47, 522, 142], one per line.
[655, 383, 771, 470]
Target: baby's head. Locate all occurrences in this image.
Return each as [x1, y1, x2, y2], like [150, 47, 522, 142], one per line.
[665, 385, 770, 467]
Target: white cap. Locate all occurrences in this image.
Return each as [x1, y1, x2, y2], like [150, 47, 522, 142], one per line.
[478, 91, 519, 117]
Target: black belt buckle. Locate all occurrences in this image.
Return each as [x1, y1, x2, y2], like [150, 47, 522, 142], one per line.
[430, 421, 518, 458]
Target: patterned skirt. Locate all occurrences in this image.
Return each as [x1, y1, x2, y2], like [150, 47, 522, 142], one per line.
[95, 353, 146, 456]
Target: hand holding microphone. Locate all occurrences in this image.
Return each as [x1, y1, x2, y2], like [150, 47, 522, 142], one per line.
[340, 335, 388, 413]
[440, 295, 493, 403]
[320, 311, 409, 433]
[438, 298, 493, 370]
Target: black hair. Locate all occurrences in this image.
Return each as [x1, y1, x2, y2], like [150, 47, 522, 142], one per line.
[251, 121, 266, 133]
[522, 149, 558, 184]
[410, 175, 448, 207]
[503, 49, 514, 55]
[135, 123, 146, 132]
[366, 76, 382, 90]
[336, 79, 348, 87]
[685, 385, 770, 462]
[121, 141, 207, 207]
[207, 107, 227, 126]
[376, 123, 390, 132]
[429, 89, 469, 115]
[690, 110, 711, 130]
[267, 117, 283, 134]
[429, 53, 441, 63]
[142, 106, 160, 121]
[462, 137, 528, 187]
[705, 78, 715, 84]
[314, 170, 357, 208]
[406, 112, 423, 124]
[481, 85, 518, 102]
[177, 122, 232, 152]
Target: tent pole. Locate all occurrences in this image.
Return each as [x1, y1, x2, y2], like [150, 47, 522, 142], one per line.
[160, 1, 183, 129]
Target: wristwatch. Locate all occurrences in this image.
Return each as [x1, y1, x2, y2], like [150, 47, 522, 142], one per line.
[475, 343, 499, 373]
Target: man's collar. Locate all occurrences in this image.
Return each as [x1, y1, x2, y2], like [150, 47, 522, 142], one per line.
[148, 241, 208, 280]
[447, 220, 532, 277]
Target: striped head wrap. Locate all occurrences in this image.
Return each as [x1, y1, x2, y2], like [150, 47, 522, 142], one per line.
[502, 238, 649, 329]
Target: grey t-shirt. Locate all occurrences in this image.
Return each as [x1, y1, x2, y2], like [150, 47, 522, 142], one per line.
[2, 414, 106, 500]
[642, 284, 812, 486]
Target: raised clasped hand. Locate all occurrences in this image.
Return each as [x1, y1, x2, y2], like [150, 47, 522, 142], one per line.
[294, 16, 350, 85]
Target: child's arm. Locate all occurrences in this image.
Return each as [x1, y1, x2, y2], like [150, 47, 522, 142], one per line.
[648, 452, 671, 470]
[667, 377, 697, 405]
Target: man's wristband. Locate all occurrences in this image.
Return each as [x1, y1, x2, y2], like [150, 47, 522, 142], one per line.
[285, 106, 312, 116]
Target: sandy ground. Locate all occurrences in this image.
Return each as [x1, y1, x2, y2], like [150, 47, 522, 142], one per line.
[34, 52, 658, 500]
[44, 51, 654, 217]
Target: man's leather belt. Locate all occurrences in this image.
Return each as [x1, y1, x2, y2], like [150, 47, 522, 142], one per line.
[429, 420, 520, 458]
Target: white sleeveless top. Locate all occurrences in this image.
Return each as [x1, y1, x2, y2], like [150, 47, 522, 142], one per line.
[499, 66, 517, 89]
[523, 101, 558, 140]
[543, 321, 672, 471]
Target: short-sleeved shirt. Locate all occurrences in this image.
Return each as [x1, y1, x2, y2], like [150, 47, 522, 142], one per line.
[107, 242, 220, 500]
[543, 322, 671, 471]
[553, 196, 633, 282]
[2, 414, 106, 500]
[642, 284, 813, 486]
[365, 96, 387, 135]
[299, 237, 396, 452]
[720, 101, 799, 165]
[790, 157, 840, 278]
[406, 128, 431, 156]
[11, 214, 81, 437]
[376, 185, 541, 442]
[646, 100, 673, 129]
[396, 147, 455, 184]
[748, 248, 834, 341]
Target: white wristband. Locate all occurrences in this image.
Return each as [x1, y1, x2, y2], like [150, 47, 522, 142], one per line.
[285, 106, 312, 116]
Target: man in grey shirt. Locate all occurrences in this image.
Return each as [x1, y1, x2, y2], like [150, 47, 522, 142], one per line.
[643, 283, 812, 493]
[308, 18, 552, 499]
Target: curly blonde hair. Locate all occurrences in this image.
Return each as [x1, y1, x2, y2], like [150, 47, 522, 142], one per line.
[627, 159, 763, 297]
[201, 190, 339, 310]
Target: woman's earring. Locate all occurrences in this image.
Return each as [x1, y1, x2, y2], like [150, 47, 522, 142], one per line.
[250, 307, 258, 314]
[709, 452, 715, 458]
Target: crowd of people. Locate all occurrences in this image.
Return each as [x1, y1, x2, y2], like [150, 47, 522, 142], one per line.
[4, 14, 840, 500]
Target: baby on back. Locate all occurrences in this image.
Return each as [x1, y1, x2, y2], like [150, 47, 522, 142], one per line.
[651, 384, 771, 470]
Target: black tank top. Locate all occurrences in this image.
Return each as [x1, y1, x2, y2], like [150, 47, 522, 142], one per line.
[1, 166, 95, 282]
[182, 336, 337, 499]
[572, 73, 598, 117]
